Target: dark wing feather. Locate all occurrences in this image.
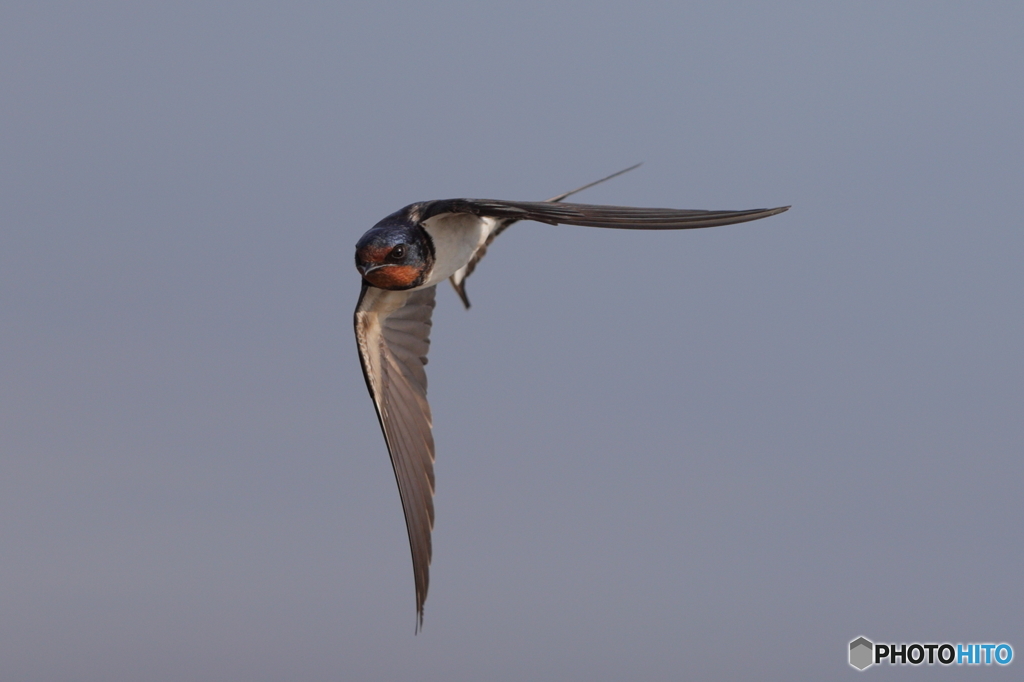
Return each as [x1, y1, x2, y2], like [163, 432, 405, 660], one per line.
[354, 283, 437, 630]
[425, 199, 790, 230]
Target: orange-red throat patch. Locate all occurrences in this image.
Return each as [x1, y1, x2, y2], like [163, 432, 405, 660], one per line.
[364, 264, 422, 290]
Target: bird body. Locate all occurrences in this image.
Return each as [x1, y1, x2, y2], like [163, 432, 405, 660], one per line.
[418, 212, 496, 287]
[353, 166, 789, 629]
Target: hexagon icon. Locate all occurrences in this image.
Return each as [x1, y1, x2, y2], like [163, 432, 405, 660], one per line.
[849, 637, 874, 670]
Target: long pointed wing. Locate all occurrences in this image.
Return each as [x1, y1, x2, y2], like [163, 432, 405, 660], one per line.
[428, 199, 790, 230]
[354, 283, 437, 630]
[448, 165, 643, 308]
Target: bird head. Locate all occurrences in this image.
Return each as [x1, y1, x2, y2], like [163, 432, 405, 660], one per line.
[355, 221, 434, 290]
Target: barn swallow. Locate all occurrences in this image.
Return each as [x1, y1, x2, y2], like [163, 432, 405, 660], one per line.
[353, 165, 788, 629]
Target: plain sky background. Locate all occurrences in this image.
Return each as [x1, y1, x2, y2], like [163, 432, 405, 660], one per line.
[2, 2, 1021, 680]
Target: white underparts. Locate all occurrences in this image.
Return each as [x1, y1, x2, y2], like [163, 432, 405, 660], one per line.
[418, 214, 496, 288]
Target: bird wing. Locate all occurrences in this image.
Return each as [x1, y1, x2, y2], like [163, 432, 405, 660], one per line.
[448, 164, 644, 308]
[426, 199, 790, 230]
[443, 168, 788, 307]
[354, 283, 437, 630]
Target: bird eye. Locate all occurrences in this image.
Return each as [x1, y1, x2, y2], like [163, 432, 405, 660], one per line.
[390, 245, 407, 260]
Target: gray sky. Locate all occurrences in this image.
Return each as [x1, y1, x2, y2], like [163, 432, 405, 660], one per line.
[2, 2, 1021, 680]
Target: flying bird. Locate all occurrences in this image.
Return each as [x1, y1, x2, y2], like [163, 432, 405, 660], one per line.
[353, 165, 788, 629]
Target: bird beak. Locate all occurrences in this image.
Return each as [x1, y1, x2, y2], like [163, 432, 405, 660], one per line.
[357, 262, 382, 277]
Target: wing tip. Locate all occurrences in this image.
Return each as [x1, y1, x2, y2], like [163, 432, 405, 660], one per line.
[750, 205, 791, 220]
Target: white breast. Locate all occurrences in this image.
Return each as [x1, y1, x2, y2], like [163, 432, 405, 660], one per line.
[419, 213, 496, 287]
